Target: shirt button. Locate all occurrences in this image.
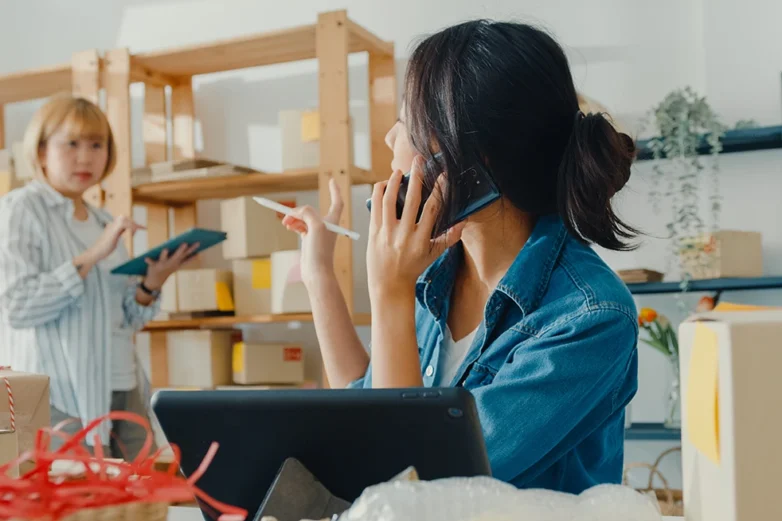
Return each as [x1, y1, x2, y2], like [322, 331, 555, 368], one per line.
[425, 365, 434, 377]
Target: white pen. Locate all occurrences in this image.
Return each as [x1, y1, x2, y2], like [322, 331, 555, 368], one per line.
[253, 196, 361, 241]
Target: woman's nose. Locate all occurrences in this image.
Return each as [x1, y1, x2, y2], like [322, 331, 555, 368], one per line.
[385, 125, 396, 150]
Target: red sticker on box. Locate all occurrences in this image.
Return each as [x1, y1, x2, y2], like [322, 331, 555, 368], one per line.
[284, 346, 302, 362]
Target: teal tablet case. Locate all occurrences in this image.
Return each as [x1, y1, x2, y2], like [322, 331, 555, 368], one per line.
[110, 228, 227, 276]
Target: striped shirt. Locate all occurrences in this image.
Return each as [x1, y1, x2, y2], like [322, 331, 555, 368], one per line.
[0, 180, 159, 445]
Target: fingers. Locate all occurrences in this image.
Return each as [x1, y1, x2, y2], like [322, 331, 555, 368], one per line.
[418, 175, 446, 236]
[369, 181, 388, 232]
[383, 170, 403, 226]
[324, 178, 344, 224]
[401, 156, 424, 228]
[158, 248, 169, 263]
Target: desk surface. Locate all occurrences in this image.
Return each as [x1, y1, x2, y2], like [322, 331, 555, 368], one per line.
[168, 506, 683, 520]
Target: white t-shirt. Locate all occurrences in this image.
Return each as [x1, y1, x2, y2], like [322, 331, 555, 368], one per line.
[433, 325, 479, 387]
[70, 212, 137, 391]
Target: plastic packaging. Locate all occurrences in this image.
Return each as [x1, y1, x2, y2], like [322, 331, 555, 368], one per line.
[337, 476, 662, 521]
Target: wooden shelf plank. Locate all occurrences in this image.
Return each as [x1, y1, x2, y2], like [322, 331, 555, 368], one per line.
[132, 165, 372, 205]
[0, 63, 72, 104]
[144, 312, 371, 331]
[627, 276, 782, 295]
[130, 18, 391, 77]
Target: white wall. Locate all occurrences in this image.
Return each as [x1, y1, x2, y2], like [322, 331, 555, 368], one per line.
[3, 0, 782, 491]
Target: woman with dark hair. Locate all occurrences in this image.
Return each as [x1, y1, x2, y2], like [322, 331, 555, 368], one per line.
[282, 20, 639, 493]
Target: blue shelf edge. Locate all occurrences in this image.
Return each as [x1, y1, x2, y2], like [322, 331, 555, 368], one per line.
[635, 125, 782, 161]
[625, 423, 681, 441]
[627, 276, 782, 295]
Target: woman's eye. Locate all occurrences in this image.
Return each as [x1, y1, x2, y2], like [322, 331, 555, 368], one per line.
[69, 141, 78, 147]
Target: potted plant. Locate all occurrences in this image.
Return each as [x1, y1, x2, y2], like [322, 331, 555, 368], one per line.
[638, 307, 681, 428]
[643, 87, 726, 285]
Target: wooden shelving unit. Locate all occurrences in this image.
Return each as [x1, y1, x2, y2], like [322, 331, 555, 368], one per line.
[0, 10, 395, 388]
[145, 312, 372, 331]
[133, 166, 373, 206]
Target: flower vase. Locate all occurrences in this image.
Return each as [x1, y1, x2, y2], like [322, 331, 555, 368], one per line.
[664, 354, 681, 429]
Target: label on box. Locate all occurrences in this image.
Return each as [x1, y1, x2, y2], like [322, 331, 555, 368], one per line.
[232, 342, 245, 373]
[284, 346, 302, 362]
[300, 111, 320, 142]
[252, 259, 272, 289]
[215, 282, 235, 312]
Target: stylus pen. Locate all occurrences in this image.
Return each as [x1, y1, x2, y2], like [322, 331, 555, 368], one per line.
[253, 196, 360, 241]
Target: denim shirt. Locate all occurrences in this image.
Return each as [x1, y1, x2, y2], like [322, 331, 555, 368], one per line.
[349, 214, 639, 494]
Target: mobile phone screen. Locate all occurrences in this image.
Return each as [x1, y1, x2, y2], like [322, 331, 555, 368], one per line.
[365, 155, 501, 237]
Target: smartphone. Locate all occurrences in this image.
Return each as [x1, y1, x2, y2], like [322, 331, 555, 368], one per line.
[365, 154, 501, 237]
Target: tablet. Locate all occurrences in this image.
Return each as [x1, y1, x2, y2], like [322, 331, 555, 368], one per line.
[151, 387, 490, 519]
[110, 228, 227, 275]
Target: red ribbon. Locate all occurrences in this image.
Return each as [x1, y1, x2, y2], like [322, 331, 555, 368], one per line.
[0, 410, 248, 521]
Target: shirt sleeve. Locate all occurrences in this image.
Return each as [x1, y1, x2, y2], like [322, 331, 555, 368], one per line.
[0, 200, 86, 328]
[471, 308, 638, 484]
[121, 280, 161, 330]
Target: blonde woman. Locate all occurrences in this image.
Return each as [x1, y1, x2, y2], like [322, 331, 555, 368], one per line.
[0, 95, 196, 458]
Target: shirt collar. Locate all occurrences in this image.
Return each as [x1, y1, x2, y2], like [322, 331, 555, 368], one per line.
[29, 179, 110, 226]
[416, 213, 568, 318]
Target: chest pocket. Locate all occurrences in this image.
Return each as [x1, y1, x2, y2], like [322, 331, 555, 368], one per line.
[460, 362, 496, 389]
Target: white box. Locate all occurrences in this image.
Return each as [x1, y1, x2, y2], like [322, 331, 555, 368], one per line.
[176, 269, 233, 313]
[220, 196, 298, 260]
[271, 250, 311, 314]
[679, 309, 782, 521]
[232, 258, 272, 316]
[279, 109, 354, 171]
[232, 342, 304, 385]
[166, 330, 233, 388]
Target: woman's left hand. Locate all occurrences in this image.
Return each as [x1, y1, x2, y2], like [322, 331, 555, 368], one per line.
[143, 242, 200, 290]
[367, 156, 464, 301]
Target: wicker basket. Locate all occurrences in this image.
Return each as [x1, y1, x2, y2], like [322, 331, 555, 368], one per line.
[57, 501, 169, 521]
[623, 446, 683, 517]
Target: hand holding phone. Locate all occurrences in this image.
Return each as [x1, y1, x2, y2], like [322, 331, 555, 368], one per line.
[366, 153, 501, 237]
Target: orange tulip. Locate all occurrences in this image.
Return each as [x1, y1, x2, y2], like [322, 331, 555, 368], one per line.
[638, 307, 658, 324]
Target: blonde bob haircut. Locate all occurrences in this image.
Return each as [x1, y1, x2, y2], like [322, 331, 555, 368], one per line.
[22, 94, 117, 180]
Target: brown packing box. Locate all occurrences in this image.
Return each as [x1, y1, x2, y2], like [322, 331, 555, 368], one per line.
[232, 258, 272, 316]
[159, 274, 178, 313]
[220, 196, 298, 260]
[11, 142, 35, 180]
[678, 309, 782, 521]
[176, 269, 234, 313]
[679, 230, 762, 280]
[232, 343, 305, 385]
[167, 331, 233, 388]
[0, 368, 50, 473]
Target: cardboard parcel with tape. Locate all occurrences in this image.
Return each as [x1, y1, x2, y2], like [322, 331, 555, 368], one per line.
[678, 304, 782, 521]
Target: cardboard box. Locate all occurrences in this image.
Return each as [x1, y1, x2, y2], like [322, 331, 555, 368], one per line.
[176, 269, 234, 313]
[233, 258, 272, 316]
[11, 142, 35, 180]
[167, 331, 233, 388]
[0, 368, 50, 474]
[679, 231, 762, 279]
[279, 110, 355, 171]
[220, 196, 298, 260]
[678, 309, 782, 521]
[159, 274, 178, 313]
[271, 250, 311, 314]
[232, 342, 305, 385]
[0, 149, 24, 197]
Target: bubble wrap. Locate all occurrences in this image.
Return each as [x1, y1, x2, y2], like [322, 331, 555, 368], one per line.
[337, 477, 662, 521]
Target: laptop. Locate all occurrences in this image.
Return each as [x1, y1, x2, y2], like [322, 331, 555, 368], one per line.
[151, 387, 490, 519]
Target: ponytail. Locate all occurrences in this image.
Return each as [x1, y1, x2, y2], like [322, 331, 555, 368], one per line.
[557, 111, 639, 251]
